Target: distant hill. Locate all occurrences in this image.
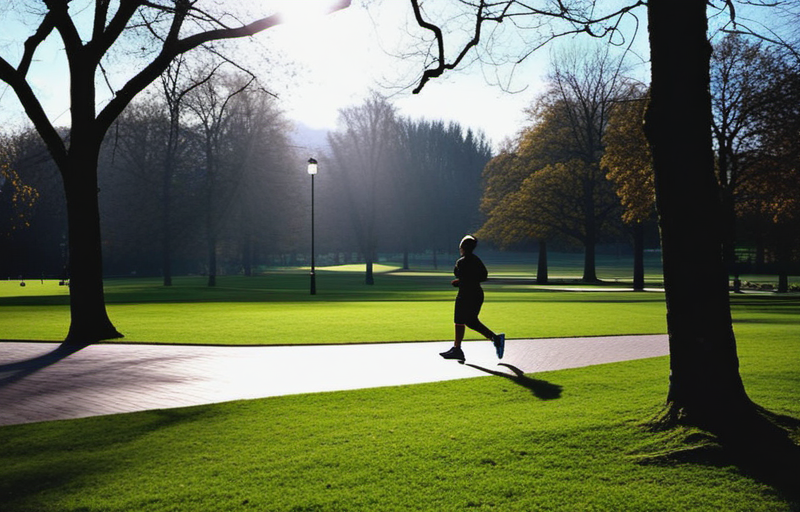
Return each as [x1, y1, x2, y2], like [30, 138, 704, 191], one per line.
[290, 123, 330, 154]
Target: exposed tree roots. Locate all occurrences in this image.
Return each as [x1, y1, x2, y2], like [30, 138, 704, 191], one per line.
[644, 400, 800, 504]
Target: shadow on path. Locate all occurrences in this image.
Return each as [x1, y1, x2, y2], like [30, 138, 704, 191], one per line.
[466, 362, 562, 400]
[0, 342, 89, 389]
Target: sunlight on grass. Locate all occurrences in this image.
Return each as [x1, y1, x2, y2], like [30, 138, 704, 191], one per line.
[0, 272, 669, 344]
[1, 267, 798, 511]
[0, 279, 69, 299]
[1, 332, 797, 512]
[316, 263, 402, 273]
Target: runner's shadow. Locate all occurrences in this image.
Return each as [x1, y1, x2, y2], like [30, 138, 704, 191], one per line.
[466, 362, 562, 400]
[0, 342, 89, 389]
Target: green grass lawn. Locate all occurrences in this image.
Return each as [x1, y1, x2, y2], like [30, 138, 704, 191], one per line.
[1, 317, 798, 511]
[0, 269, 669, 344]
[2, 264, 794, 345]
[1, 265, 798, 511]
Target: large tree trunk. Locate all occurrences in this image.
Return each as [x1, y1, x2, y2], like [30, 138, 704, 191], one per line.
[645, 0, 749, 426]
[62, 148, 123, 344]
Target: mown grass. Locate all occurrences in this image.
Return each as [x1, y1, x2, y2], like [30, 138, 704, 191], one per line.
[0, 268, 671, 344]
[1, 317, 798, 511]
[2, 263, 796, 345]
[1, 262, 798, 511]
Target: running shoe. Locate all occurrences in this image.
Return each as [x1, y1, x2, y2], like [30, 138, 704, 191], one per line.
[440, 346, 465, 361]
[493, 333, 506, 359]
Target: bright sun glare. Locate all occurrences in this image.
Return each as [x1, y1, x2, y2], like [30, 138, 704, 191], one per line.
[263, 0, 372, 130]
[272, 0, 345, 25]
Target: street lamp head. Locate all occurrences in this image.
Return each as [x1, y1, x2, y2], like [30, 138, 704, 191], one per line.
[307, 157, 318, 175]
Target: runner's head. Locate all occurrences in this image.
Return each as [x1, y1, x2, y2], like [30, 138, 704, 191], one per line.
[459, 234, 478, 255]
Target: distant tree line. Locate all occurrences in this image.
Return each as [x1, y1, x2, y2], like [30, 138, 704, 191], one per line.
[324, 92, 492, 284]
[0, 82, 491, 283]
[1, 67, 296, 284]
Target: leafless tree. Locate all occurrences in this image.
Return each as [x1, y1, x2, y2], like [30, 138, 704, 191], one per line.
[185, 70, 254, 287]
[0, 0, 351, 343]
[328, 92, 399, 285]
[157, 56, 216, 286]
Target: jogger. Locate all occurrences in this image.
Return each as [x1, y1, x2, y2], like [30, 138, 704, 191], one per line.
[440, 234, 505, 361]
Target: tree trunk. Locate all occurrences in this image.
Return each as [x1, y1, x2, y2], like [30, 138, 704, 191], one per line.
[536, 239, 548, 285]
[208, 232, 217, 287]
[633, 223, 645, 291]
[242, 233, 253, 277]
[582, 237, 598, 283]
[162, 228, 173, 286]
[161, 169, 173, 287]
[205, 141, 217, 287]
[777, 241, 790, 293]
[161, 112, 178, 287]
[645, 0, 749, 426]
[62, 150, 123, 343]
[582, 175, 598, 283]
[721, 187, 737, 275]
[777, 273, 788, 293]
[365, 259, 374, 285]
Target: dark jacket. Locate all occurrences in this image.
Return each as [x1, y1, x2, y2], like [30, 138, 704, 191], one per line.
[454, 253, 488, 291]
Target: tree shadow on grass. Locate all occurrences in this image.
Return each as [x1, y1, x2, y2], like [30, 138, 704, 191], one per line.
[0, 406, 217, 510]
[641, 405, 800, 506]
[0, 341, 89, 389]
[465, 362, 562, 400]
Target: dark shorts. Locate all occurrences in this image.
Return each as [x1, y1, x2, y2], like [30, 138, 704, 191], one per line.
[454, 288, 484, 325]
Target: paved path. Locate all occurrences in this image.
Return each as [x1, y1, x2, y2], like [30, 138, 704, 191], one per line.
[0, 335, 668, 427]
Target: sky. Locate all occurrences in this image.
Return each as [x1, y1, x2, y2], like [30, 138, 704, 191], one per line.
[0, 0, 580, 152]
[0, 0, 656, 151]
[0, 1, 793, 152]
[248, 0, 560, 149]
[250, 0, 658, 150]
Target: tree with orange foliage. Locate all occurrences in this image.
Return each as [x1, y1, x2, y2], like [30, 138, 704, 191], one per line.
[0, 137, 39, 235]
[601, 93, 653, 290]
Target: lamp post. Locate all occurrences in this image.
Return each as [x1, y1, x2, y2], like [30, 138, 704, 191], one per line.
[307, 157, 318, 295]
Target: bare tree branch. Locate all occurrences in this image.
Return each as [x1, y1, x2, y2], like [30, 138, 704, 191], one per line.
[411, 0, 490, 94]
[0, 58, 68, 166]
[44, 0, 84, 57]
[93, 0, 111, 42]
[408, 0, 645, 94]
[96, 0, 350, 139]
[90, 0, 146, 62]
[713, 0, 800, 62]
[19, 10, 58, 77]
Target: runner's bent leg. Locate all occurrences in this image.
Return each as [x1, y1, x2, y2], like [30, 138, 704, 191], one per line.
[466, 318, 496, 341]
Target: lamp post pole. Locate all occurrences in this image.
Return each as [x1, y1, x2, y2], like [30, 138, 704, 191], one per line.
[308, 158, 318, 295]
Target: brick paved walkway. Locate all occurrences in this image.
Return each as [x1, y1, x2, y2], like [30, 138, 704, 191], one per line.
[0, 335, 668, 427]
